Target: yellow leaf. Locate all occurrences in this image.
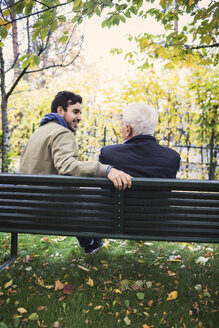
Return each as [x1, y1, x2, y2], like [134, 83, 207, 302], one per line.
[143, 325, 150, 328]
[86, 278, 94, 287]
[114, 289, 122, 294]
[35, 277, 44, 286]
[17, 307, 27, 314]
[3, 9, 10, 17]
[189, 0, 194, 6]
[167, 291, 178, 301]
[0, 18, 11, 30]
[94, 305, 102, 310]
[77, 265, 90, 272]
[4, 279, 13, 289]
[148, 300, 153, 307]
[44, 285, 54, 289]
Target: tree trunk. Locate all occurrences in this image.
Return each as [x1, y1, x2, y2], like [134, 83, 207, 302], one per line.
[0, 47, 10, 173]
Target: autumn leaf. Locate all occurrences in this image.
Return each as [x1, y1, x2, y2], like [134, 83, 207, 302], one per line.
[55, 280, 65, 291]
[4, 279, 13, 289]
[17, 307, 27, 314]
[86, 278, 94, 287]
[94, 305, 102, 310]
[148, 300, 153, 307]
[143, 325, 150, 328]
[167, 291, 178, 301]
[62, 284, 74, 295]
[37, 306, 47, 311]
[113, 289, 122, 293]
[77, 265, 90, 272]
[124, 316, 131, 325]
[58, 296, 66, 302]
[35, 276, 44, 286]
[196, 257, 209, 264]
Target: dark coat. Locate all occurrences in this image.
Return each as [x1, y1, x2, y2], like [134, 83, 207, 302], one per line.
[99, 135, 180, 178]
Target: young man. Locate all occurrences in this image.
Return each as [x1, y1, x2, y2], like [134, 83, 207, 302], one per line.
[99, 103, 180, 178]
[19, 91, 132, 253]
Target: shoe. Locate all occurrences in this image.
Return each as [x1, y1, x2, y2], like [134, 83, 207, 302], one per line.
[84, 239, 103, 254]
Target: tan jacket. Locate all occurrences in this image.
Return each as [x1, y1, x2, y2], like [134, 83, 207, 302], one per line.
[19, 121, 108, 177]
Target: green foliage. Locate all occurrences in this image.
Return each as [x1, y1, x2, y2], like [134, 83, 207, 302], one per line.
[1, 0, 218, 66]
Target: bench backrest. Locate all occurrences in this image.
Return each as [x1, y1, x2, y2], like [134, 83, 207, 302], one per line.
[0, 174, 218, 243]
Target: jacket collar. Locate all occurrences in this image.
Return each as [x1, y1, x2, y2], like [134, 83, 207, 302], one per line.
[124, 134, 156, 144]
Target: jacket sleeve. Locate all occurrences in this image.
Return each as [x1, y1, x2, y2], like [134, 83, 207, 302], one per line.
[51, 130, 108, 177]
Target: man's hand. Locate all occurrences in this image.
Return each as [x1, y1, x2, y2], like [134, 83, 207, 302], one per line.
[107, 168, 132, 190]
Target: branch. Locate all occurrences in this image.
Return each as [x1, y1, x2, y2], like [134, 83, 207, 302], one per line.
[25, 37, 83, 74]
[189, 43, 219, 50]
[5, 53, 19, 73]
[2, 1, 74, 27]
[6, 65, 29, 100]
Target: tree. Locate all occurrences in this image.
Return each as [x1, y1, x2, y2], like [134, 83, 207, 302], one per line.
[0, 0, 84, 171]
[1, 0, 218, 171]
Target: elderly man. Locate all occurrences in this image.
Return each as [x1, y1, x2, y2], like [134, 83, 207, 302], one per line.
[99, 103, 180, 178]
[19, 91, 132, 254]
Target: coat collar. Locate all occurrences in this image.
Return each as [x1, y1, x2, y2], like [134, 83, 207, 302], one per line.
[124, 134, 156, 144]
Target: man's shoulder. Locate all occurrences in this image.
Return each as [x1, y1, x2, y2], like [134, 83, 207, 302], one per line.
[161, 145, 181, 160]
[101, 143, 123, 153]
[39, 122, 71, 136]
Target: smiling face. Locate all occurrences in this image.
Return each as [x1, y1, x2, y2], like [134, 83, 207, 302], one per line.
[58, 101, 82, 132]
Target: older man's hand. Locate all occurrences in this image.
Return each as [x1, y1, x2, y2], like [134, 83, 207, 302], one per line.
[107, 168, 132, 190]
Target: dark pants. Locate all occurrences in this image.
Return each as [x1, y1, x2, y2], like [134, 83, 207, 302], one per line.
[77, 237, 93, 248]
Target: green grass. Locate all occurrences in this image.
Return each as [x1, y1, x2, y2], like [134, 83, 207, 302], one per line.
[0, 233, 218, 328]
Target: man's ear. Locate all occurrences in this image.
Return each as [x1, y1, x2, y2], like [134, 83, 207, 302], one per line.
[57, 106, 65, 117]
[126, 124, 133, 138]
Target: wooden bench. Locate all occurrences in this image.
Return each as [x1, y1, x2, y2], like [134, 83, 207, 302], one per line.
[0, 174, 218, 272]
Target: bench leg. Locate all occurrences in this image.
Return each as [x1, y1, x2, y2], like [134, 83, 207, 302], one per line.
[0, 233, 18, 273]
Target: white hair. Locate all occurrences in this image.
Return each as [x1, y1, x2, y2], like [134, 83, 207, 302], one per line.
[122, 103, 158, 136]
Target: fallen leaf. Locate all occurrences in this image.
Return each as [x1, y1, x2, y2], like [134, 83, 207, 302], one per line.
[29, 313, 39, 321]
[194, 284, 202, 292]
[35, 277, 44, 287]
[44, 285, 54, 289]
[148, 300, 153, 307]
[124, 316, 131, 325]
[25, 266, 32, 271]
[37, 306, 47, 311]
[94, 305, 102, 310]
[167, 270, 176, 276]
[17, 307, 27, 314]
[86, 278, 94, 287]
[167, 291, 178, 301]
[55, 280, 65, 291]
[136, 292, 145, 300]
[77, 265, 90, 272]
[62, 284, 74, 295]
[143, 325, 150, 328]
[4, 279, 13, 289]
[58, 296, 66, 302]
[146, 281, 152, 288]
[113, 289, 122, 294]
[196, 257, 209, 264]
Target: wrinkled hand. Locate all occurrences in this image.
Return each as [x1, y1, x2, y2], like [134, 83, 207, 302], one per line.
[107, 168, 132, 190]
